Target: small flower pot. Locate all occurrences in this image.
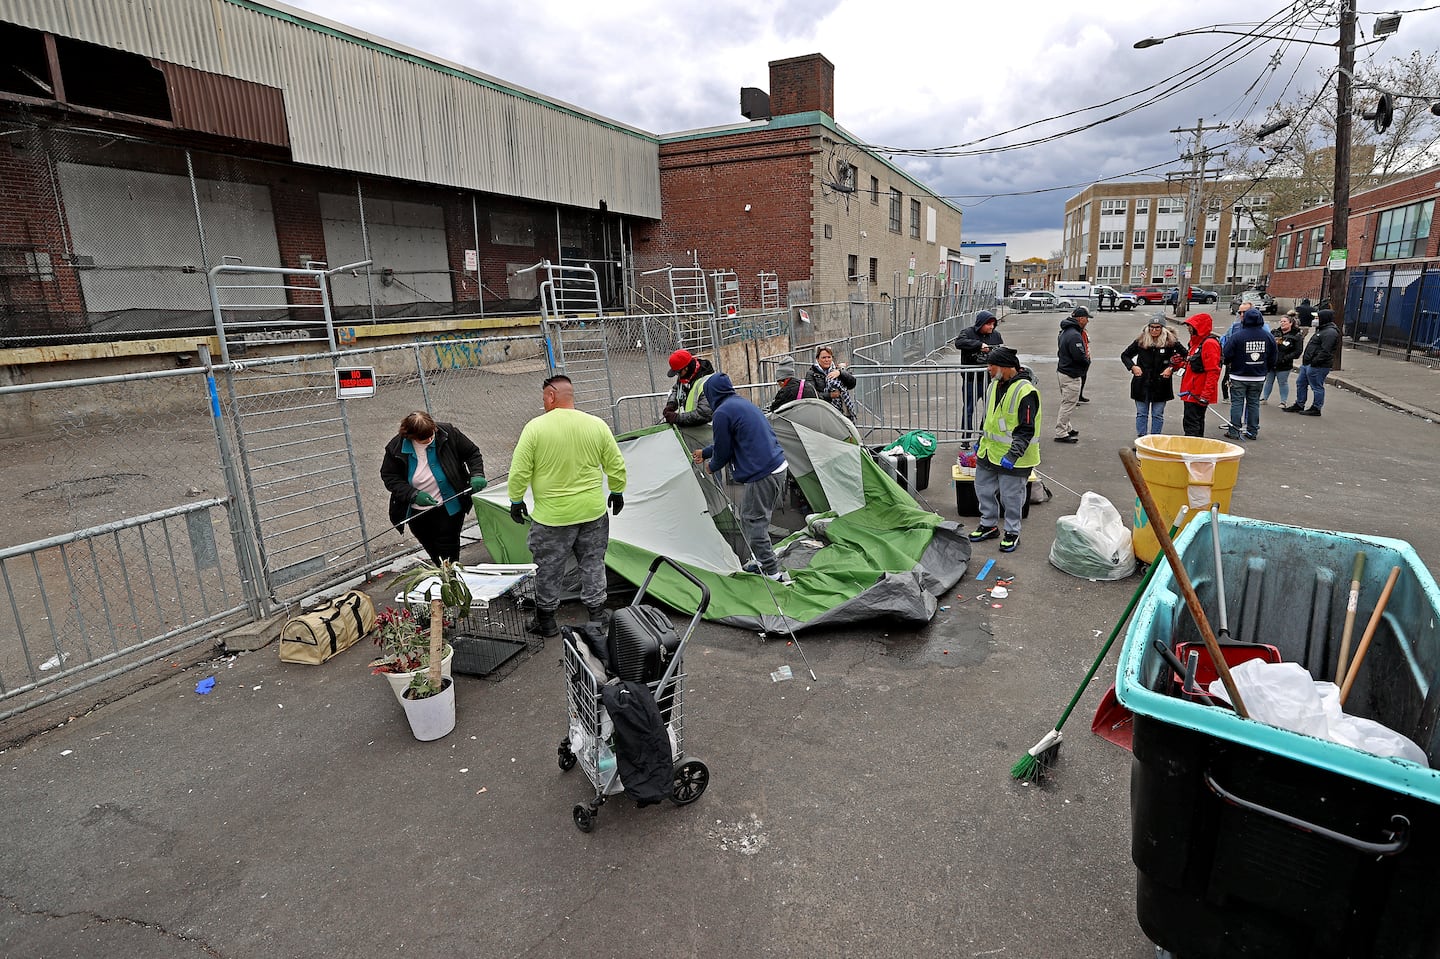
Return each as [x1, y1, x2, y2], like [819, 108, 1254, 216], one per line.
[374, 646, 454, 704]
[399, 677, 455, 741]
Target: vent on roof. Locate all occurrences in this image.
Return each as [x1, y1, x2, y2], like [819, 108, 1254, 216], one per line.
[740, 87, 771, 121]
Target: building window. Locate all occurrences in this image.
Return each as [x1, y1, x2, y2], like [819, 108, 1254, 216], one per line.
[823, 224, 833, 239]
[1134, 198, 1150, 215]
[1276, 233, 1292, 269]
[1373, 200, 1434, 260]
[1155, 229, 1181, 249]
[1133, 230, 1147, 249]
[1307, 226, 1326, 266]
[1098, 230, 1124, 251]
[1156, 197, 1185, 215]
[1095, 264, 1122, 282]
[1129, 263, 1147, 285]
[909, 199, 921, 239]
[870, 176, 880, 204]
[848, 254, 859, 281]
[1200, 264, 1214, 283]
[869, 257, 878, 283]
[889, 189, 902, 233]
[1203, 229, 1217, 249]
[1100, 199, 1128, 215]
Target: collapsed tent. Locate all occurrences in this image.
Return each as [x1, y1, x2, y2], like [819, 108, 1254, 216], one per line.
[474, 398, 970, 632]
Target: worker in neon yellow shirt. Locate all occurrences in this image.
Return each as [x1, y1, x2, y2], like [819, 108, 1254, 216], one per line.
[508, 374, 627, 638]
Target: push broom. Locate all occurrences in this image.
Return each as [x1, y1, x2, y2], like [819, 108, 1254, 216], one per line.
[1010, 506, 1189, 782]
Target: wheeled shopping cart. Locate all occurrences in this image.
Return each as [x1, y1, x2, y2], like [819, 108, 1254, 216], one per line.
[556, 555, 710, 832]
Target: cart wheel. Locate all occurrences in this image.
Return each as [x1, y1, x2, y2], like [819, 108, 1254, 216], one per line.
[573, 803, 595, 833]
[557, 740, 576, 771]
[670, 758, 709, 805]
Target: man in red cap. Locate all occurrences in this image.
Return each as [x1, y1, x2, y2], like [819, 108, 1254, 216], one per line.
[662, 348, 716, 428]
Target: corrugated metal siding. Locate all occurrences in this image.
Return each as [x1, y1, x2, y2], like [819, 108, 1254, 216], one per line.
[162, 63, 289, 146]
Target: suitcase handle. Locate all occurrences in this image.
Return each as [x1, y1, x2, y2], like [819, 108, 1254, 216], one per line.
[637, 555, 711, 616]
[1204, 771, 1410, 856]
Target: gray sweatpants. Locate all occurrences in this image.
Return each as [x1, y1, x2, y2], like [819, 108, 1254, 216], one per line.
[738, 470, 786, 575]
[526, 515, 609, 613]
[974, 463, 1027, 535]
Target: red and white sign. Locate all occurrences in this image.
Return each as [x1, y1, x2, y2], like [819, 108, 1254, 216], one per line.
[1164, 267, 1175, 278]
[336, 367, 376, 399]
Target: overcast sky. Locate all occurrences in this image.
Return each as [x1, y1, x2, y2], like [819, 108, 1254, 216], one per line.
[278, 0, 1440, 260]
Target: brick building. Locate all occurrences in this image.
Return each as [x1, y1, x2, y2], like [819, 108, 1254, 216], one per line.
[636, 54, 964, 307]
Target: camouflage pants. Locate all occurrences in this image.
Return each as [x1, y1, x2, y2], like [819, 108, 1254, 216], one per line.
[526, 515, 609, 613]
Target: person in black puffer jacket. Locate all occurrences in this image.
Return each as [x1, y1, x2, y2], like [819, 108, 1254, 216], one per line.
[955, 310, 1004, 430]
[1120, 315, 1185, 437]
[1288, 308, 1340, 415]
[1262, 313, 1305, 408]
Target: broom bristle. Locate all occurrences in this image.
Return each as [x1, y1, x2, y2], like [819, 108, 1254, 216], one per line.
[1010, 735, 1063, 783]
[1009, 753, 1036, 780]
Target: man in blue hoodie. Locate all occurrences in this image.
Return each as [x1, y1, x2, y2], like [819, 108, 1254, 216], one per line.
[694, 373, 791, 582]
[1222, 308, 1277, 440]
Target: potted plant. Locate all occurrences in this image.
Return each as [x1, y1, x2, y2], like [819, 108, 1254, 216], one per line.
[381, 561, 473, 741]
[369, 605, 455, 703]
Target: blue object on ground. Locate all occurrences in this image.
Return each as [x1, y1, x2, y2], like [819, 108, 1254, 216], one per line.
[976, 559, 996, 581]
[195, 677, 215, 694]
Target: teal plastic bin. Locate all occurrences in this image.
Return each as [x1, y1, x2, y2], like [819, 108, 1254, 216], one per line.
[1116, 513, 1440, 958]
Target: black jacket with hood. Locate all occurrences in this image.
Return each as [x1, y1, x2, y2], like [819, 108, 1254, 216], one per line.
[1057, 317, 1091, 377]
[954, 319, 1004, 365]
[1301, 313, 1341, 368]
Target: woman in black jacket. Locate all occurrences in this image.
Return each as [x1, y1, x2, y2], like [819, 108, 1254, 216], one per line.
[804, 345, 858, 419]
[1120, 316, 1186, 437]
[1262, 313, 1305, 407]
[380, 411, 487, 564]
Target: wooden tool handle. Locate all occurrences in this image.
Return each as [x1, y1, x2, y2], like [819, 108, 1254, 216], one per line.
[1120, 449, 1248, 718]
[1335, 551, 1366, 682]
[1339, 565, 1402, 705]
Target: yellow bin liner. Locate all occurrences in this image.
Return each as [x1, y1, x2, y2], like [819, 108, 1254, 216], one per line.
[1131, 435, 1244, 564]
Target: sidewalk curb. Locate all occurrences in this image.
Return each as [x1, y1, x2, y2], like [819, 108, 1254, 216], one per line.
[1331, 374, 1440, 424]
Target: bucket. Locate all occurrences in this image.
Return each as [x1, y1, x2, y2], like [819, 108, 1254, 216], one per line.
[1131, 435, 1243, 563]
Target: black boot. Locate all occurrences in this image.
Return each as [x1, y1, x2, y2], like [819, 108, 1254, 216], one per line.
[585, 604, 611, 627]
[526, 608, 559, 638]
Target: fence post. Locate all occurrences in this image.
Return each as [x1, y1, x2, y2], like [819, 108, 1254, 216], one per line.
[1402, 263, 1429, 360]
[1373, 264, 1397, 355]
[199, 344, 268, 620]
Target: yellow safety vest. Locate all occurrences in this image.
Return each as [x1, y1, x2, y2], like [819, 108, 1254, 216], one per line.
[683, 373, 712, 412]
[978, 376, 1041, 469]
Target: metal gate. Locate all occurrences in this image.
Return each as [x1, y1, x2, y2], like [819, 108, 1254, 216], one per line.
[208, 263, 375, 601]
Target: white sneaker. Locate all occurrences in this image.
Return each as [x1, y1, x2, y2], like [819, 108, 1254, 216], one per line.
[765, 570, 792, 584]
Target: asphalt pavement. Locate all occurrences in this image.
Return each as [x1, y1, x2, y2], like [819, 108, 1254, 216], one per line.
[2, 310, 1437, 959]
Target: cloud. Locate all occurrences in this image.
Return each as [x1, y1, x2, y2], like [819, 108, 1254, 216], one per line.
[280, 0, 1440, 259]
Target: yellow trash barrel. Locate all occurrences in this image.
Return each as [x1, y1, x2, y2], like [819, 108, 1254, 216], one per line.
[1131, 435, 1245, 563]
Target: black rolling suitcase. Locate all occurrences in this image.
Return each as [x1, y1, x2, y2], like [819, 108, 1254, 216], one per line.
[607, 605, 681, 684]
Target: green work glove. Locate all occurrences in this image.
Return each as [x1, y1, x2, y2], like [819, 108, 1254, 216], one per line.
[414, 491, 438, 507]
[470, 476, 488, 492]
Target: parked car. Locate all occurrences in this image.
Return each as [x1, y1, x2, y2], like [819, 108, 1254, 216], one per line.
[1092, 285, 1139, 311]
[1163, 287, 1219, 305]
[1229, 290, 1278, 315]
[1007, 290, 1074, 311]
[1129, 286, 1169, 304]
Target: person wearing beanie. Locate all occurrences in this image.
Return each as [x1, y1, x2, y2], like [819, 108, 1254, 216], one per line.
[1120, 315, 1184, 437]
[695, 374, 791, 582]
[661, 348, 715, 428]
[1222, 308, 1278, 440]
[767, 355, 803, 412]
[1178, 313, 1223, 437]
[1288, 308, 1340, 415]
[955, 310, 1004, 431]
[1054, 308, 1090, 442]
[969, 345, 1040, 554]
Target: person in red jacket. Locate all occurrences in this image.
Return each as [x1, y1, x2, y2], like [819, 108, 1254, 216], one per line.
[1178, 313, 1223, 438]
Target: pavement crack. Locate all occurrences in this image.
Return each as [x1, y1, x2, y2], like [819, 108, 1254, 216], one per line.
[0, 893, 227, 958]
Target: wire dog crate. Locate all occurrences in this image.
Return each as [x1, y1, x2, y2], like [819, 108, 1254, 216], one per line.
[399, 564, 539, 681]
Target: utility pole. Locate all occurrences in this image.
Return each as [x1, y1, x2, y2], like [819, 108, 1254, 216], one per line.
[1168, 118, 1226, 319]
[1329, 0, 1356, 369]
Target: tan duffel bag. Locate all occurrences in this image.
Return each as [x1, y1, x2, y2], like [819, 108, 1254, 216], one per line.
[278, 590, 377, 664]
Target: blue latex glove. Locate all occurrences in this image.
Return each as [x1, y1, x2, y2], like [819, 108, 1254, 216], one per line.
[1000, 455, 1016, 470]
[470, 476, 488, 492]
[509, 501, 528, 524]
[608, 492, 624, 516]
[414, 491, 438, 507]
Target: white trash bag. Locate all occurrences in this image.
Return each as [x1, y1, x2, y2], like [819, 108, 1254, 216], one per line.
[1049, 491, 1136, 581]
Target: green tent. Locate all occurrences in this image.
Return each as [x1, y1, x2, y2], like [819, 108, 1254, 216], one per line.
[474, 399, 971, 632]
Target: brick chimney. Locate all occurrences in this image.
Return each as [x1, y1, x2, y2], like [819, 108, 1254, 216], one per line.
[768, 54, 834, 118]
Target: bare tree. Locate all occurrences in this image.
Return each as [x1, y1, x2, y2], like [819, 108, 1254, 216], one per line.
[1225, 51, 1440, 248]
